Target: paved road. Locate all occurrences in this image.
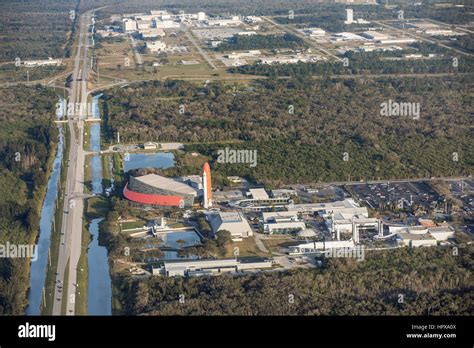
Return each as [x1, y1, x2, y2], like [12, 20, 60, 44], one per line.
[185, 30, 217, 70]
[129, 35, 143, 65]
[52, 10, 91, 316]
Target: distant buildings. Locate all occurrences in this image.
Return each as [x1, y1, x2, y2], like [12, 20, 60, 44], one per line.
[394, 224, 455, 247]
[262, 211, 305, 234]
[205, 16, 241, 27]
[289, 240, 355, 255]
[259, 54, 324, 65]
[225, 50, 261, 59]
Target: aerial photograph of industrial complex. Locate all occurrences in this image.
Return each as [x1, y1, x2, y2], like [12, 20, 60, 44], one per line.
[0, 0, 472, 346]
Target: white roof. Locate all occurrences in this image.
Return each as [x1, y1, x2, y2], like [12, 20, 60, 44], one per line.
[208, 212, 252, 237]
[397, 231, 435, 240]
[249, 188, 269, 200]
[135, 174, 197, 196]
[262, 211, 299, 222]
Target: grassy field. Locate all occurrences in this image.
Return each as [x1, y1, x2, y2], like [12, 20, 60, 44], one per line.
[75, 220, 91, 315]
[261, 235, 301, 252]
[224, 236, 270, 258]
[84, 155, 92, 194]
[120, 219, 147, 230]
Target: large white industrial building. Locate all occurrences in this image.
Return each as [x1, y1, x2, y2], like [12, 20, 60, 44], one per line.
[289, 240, 355, 255]
[152, 258, 273, 277]
[208, 211, 253, 240]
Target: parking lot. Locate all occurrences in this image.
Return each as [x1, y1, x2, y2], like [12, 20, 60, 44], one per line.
[349, 181, 444, 210]
[449, 179, 474, 214]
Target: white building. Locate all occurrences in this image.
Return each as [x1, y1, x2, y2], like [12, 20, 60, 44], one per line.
[225, 50, 261, 59]
[289, 198, 368, 217]
[154, 19, 180, 29]
[424, 29, 457, 36]
[330, 214, 381, 242]
[303, 27, 326, 37]
[333, 32, 365, 41]
[136, 20, 151, 30]
[264, 221, 306, 234]
[397, 232, 437, 247]
[123, 19, 137, 32]
[237, 31, 257, 36]
[378, 38, 417, 44]
[205, 18, 241, 27]
[428, 225, 455, 241]
[262, 211, 300, 223]
[344, 9, 354, 24]
[152, 258, 273, 277]
[197, 12, 206, 21]
[289, 240, 355, 255]
[208, 212, 253, 240]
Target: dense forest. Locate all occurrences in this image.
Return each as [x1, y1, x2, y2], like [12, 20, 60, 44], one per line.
[94, 0, 471, 23]
[114, 245, 473, 315]
[230, 54, 474, 77]
[0, 0, 79, 62]
[0, 85, 58, 314]
[102, 76, 473, 185]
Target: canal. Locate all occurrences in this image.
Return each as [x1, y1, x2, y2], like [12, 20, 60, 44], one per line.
[87, 93, 112, 315]
[26, 98, 65, 315]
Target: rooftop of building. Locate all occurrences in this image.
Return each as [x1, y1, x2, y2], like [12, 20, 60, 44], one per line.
[134, 174, 197, 195]
[249, 188, 269, 200]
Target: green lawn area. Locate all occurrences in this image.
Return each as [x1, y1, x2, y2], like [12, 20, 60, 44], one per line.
[120, 219, 147, 230]
[75, 220, 91, 315]
[261, 235, 301, 252]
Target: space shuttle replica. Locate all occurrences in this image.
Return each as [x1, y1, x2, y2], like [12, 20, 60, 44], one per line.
[202, 162, 212, 209]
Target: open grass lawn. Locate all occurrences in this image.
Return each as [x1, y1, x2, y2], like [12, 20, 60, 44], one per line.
[224, 236, 270, 258]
